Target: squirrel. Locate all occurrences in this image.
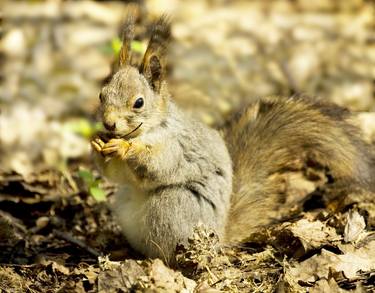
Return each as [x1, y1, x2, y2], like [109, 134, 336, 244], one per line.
[91, 16, 375, 264]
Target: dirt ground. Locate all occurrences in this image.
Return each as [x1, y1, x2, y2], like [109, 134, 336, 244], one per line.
[0, 0, 375, 292]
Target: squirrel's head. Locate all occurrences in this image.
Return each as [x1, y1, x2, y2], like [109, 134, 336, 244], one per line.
[99, 15, 170, 139]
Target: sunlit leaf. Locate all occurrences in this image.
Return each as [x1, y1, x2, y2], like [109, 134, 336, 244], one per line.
[64, 119, 99, 139]
[131, 40, 145, 54]
[78, 169, 94, 185]
[111, 38, 145, 55]
[111, 38, 122, 55]
[89, 186, 107, 202]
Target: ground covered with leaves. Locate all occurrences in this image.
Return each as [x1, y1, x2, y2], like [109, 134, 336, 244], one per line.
[0, 0, 375, 292]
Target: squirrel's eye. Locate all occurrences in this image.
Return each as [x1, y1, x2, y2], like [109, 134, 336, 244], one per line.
[99, 93, 104, 102]
[133, 97, 144, 109]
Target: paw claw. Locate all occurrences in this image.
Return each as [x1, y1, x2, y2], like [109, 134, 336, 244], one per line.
[100, 138, 131, 159]
[91, 140, 103, 153]
[95, 138, 105, 147]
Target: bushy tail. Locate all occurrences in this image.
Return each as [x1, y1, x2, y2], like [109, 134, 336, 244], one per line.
[223, 95, 375, 242]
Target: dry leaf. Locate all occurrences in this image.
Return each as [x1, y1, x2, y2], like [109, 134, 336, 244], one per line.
[289, 240, 375, 282]
[288, 219, 341, 250]
[344, 210, 366, 243]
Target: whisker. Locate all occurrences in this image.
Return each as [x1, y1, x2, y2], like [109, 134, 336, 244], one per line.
[121, 122, 143, 138]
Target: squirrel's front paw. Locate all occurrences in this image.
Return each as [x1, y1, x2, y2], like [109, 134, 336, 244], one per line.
[91, 137, 105, 153]
[91, 137, 131, 160]
[101, 138, 131, 160]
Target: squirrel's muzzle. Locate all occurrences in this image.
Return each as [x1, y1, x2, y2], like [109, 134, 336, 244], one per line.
[102, 109, 119, 132]
[103, 121, 116, 131]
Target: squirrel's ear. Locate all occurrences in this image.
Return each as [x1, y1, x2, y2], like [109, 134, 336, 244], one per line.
[140, 16, 170, 93]
[142, 55, 163, 92]
[119, 15, 135, 67]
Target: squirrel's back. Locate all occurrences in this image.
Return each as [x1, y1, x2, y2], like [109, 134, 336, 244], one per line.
[223, 95, 375, 242]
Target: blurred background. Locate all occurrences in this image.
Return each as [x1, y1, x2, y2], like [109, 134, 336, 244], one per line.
[0, 0, 374, 290]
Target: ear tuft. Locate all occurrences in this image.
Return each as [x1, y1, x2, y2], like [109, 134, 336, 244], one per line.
[119, 14, 135, 67]
[140, 15, 171, 93]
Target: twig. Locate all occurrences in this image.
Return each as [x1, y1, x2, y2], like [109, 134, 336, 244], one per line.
[0, 210, 27, 233]
[53, 229, 101, 258]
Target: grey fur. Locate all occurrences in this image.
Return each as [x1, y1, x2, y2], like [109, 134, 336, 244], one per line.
[94, 70, 232, 262]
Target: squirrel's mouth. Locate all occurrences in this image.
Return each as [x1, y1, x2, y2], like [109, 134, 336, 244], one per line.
[99, 123, 143, 141]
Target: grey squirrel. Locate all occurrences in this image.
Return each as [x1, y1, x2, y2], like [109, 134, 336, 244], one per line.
[91, 16, 375, 264]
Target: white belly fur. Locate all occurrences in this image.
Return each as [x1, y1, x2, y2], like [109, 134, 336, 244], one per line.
[111, 185, 150, 252]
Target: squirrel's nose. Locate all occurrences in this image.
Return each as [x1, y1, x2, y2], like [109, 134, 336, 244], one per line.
[104, 121, 116, 131]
